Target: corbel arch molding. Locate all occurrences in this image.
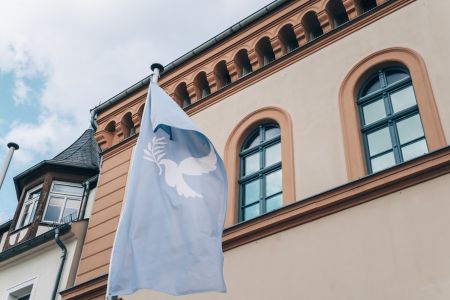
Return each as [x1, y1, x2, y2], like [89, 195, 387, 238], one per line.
[318, 0, 336, 11]
[274, 20, 296, 35]
[185, 67, 210, 83]
[249, 35, 273, 50]
[339, 47, 446, 180]
[230, 45, 252, 59]
[224, 106, 295, 226]
[296, 8, 321, 24]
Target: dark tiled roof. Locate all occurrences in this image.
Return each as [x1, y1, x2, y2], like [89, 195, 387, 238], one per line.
[13, 129, 100, 197]
[51, 129, 100, 169]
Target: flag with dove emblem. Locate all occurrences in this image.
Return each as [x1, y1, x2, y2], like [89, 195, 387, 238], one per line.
[107, 80, 227, 297]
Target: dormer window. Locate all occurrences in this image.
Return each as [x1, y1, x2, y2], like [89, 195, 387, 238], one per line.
[43, 181, 84, 224]
[16, 185, 42, 229]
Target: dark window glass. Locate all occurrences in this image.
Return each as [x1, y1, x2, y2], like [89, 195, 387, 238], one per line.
[359, 0, 377, 13]
[327, 0, 349, 28]
[358, 67, 428, 173]
[361, 75, 381, 96]
[239, 124, 282, 222]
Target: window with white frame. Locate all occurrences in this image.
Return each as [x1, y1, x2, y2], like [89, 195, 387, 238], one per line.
[16, 185, 42, 230]
[6, 277, 37, 300]
[42, 181, 84, 224]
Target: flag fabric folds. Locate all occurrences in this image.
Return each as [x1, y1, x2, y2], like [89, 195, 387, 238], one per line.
[107, 81, 227, 297]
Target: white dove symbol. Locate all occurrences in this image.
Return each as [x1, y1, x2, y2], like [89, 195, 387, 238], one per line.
[143, 136, 217, 198]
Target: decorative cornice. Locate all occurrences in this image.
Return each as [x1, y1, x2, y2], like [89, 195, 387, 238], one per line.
[92, 0, 415, 151]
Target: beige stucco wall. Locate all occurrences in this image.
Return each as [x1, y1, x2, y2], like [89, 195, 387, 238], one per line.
[0, 221, 87, 300]
[190, 0, 450, 201]
[83, 187, 98, 218]
[125, 172, 450, 300]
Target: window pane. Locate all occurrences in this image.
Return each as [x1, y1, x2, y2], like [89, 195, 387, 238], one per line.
[265, 127, 280, 141]
[266, 194, 282, 213]
[266, 169, 282, 197]
[243, 132, 260, 149]
[386, 70, 409, 85]
[63, 207, 78, 217]
[52, 183, 84, 196]
[44, 196, 64, 222]
[362, 76, 381, 96]
[367, 127, 392, 156]
[28, 188, 41, 201]
[63, 198, 81, 219]
[21, 204, 31, 227]
[44, 205, 62, 222]
[244, 203, 260, 221]
[390, 86, 416, 113]
[396, 114, 425, 144]
[244, 152, 260, 175]
[244, 180, 260, 205]
[401, 139, 428, 161]
[362, 99, 386, 125]
[371, 151, 396, 173]
[265, 143, 281, 167]
[29, 201, 38, 222]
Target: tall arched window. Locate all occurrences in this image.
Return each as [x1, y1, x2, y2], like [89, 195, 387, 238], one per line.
[238, 123, 282, 222]
[359, 67, 428, 173]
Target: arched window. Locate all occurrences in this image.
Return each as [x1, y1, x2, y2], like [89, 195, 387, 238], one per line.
[302, 11, 323, 41]
[356, 0, 377, 14]
[174, 82, 191, 108]
[121, 112, 136, 138]
[278, 24, 299, 54]
[358, 67, 428, 173]
[194, 72, 211, 100]
[104, 120, 116, 147]
[235, 49, 253, 77]
[326, 0, 349, 28]
[238, 123, 282, 221]
[255, 37, 275, 67]
[214, 60, 232, 89]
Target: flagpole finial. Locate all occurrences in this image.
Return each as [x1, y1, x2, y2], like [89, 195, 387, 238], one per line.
[151, 63, 164, 83]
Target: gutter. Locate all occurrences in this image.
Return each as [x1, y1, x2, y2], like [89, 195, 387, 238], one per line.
[0, 224, 70, 262]
[52, 227, 68, 300]
[89, 0, 291, 129]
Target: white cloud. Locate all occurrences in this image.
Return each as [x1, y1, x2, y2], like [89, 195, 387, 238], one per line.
[13, 79, 30, 105]
[0, 0, 273, 168]
[0, 114, 76, 166]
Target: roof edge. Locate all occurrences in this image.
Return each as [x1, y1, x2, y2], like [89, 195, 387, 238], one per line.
[90, 0, 290, 117]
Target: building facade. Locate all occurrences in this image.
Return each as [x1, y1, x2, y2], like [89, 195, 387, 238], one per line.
[62, 0, 450, 299]
[0, 129, 100, 300]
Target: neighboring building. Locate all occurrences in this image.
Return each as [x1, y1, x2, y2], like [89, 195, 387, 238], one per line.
[0, 129, 100, 300]
[62, 0, 450, 299]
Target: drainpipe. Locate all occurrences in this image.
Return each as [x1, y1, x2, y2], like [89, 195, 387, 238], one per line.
[52, 227, 67, 300]
[79, 180, 90, 220]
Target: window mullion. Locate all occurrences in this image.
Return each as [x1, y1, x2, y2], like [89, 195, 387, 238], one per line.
[59, 195, 69, 223]
[389, 119, 402, 164]
[260, 173, 265, 215]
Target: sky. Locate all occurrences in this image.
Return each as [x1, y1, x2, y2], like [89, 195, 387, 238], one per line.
[0, 0, 274, 223]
